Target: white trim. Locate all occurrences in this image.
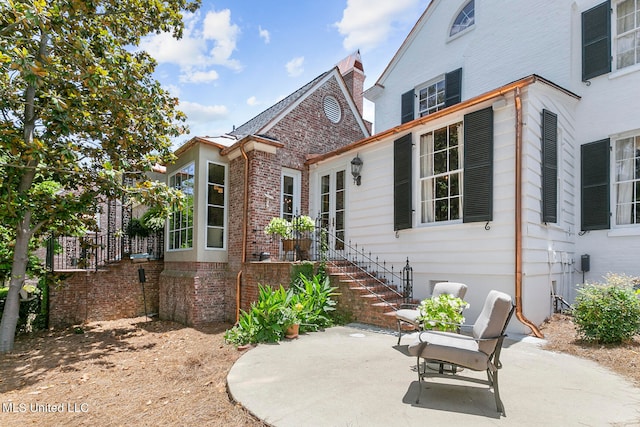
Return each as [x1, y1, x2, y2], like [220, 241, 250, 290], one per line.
[167, 161, 195, 252]
[205, 160, 228, 250]
[281, 168, 302, 219]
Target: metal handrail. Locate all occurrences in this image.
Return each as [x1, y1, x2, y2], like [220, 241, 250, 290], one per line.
[315, 225, 413, 309]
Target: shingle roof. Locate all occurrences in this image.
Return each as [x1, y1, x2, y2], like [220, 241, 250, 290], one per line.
[228, 70, 332, 138]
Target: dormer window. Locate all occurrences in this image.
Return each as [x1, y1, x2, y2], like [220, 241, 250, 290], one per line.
[450, 0, 475, 37]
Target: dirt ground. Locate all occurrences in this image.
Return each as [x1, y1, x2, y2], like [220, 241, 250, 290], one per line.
[0, 317, 266, 427]
[540, 314, 640, 386]
[1, 314, 639, 426]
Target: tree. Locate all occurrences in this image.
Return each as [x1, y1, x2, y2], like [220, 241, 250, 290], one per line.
[0, 0, 200, 353]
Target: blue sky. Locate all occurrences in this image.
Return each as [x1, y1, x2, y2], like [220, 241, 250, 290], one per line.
[138, 0, 431, 149]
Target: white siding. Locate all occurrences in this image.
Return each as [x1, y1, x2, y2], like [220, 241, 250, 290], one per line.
[370, 0, 573, 132]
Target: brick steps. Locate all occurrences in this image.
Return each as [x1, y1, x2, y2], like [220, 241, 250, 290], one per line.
[327, 263, 407, 331]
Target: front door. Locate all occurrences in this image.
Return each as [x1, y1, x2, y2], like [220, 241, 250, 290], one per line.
[319, 169, 346, 251]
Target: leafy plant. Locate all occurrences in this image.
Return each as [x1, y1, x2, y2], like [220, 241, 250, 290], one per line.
[291, 215, 315, 233]
[224, 274, 340, 346]
[292, 273, 339, 332]
[417, 294, 469, 332]
[264, 217, 292, 239]
[572, 273, 640, 344]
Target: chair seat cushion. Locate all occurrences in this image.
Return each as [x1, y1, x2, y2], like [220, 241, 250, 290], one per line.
[395, 309, 420, 325]
[407, 331, 489, 371]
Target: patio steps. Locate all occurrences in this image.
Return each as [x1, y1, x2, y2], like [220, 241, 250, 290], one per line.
[326, 263, 411, 331]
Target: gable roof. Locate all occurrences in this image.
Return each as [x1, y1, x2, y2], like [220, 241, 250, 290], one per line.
[229, 70, 332, 138]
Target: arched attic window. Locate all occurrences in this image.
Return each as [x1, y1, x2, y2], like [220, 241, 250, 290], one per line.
[450, 0, 475, 37]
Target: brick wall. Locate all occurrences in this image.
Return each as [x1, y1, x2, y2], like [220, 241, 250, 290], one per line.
[49, 260, 163, 328]
[159, 261, 228, 326]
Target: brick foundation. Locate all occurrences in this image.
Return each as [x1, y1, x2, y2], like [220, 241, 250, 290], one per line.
[49, 260, 162, 328]
[159, 262, 228, 326]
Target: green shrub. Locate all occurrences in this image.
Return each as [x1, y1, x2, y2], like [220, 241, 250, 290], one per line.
[573, 273, 640, 344]
[224, 274, 339, 346]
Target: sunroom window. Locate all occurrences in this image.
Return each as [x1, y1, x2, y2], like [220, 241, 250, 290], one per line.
[206, 162, 226, 249]
[616, 0, 640, 69]
[450, 1, 475, 37]
[614, 134, 640, 225]
[419, 123, 463, 223]
[168, 163, 194, 250]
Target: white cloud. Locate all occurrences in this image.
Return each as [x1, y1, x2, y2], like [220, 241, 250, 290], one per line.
[335, 0, 422, 51]
[246, 96, 260, 106]
[180, 69, 220, 84]
[258, 26, 270, 44]
[202, 9, 242, 70]
[286, 56, 305, 77]
[180, 101, 229, 124]
[138, 8, 242, 84]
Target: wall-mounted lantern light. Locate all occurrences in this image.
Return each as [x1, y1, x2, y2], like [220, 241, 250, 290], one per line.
[350, 154, 363, 186]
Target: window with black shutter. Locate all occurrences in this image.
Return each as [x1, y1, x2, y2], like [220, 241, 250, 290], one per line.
[582, 1, 611, 81]
[581, 139, 610, 230]
[463, 107, 493, 223]
[541, 109, 558, 223]
[394, 133, 413, 230]
[401, 90, 415, 124]
[445, 68, 462, 107]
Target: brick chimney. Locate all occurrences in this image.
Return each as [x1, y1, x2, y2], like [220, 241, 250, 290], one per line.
[337, 50, 365, 117]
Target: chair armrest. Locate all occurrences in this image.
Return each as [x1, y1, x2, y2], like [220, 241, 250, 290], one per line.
[418, 329, 507, 343]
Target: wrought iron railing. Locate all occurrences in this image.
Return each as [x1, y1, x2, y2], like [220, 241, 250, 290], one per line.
[317, 228, 413, 309]
[46, 231, 164, 272]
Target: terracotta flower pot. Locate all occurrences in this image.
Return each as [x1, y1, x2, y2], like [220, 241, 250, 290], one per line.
[285, 324, 299, 339]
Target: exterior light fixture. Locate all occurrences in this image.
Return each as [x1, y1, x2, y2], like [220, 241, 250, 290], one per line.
[350, 154, 363, 186]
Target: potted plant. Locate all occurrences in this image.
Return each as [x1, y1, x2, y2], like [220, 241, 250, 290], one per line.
[416, 294, 469, 332]
[280, 302, 304, 339]
[265, 217, 293, 240]
[291, 215, 315, 253]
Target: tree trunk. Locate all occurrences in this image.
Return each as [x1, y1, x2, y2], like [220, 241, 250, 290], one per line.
[0, 213, 32, 353]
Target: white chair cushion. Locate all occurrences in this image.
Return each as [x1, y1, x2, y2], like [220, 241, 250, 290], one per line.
[395, 309, 420, 326]
[407, 331, 490, 371]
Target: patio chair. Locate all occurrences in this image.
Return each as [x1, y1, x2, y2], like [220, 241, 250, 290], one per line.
[395, 282, 468, 345]
[407, 290, 515, 415]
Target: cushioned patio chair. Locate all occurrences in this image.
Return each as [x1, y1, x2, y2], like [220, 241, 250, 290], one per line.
[395, 282, 468, 345]
[407, 290, 515, 415]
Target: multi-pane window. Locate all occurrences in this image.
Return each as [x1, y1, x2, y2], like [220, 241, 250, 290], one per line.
[614, 135, 640, 225]
[282, 175, 295, 221]
[616, 0, 640, 69]
[450, 0, 475, 37]
[168, 163, 194, 250]
[419, 123, 463, 223]
[418, 78, 445, 117]
[206, 162, 226, 249]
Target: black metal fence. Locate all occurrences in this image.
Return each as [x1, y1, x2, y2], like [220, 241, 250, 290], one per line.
[46, 231, 164, 272]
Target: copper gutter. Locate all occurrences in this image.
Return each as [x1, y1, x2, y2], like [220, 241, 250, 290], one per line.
[235, 142, 249, 323]
[514, 87, 544, 338]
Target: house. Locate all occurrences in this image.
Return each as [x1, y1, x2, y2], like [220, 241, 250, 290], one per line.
[307, 0, 640, 335]
[159, 52, 370, 326]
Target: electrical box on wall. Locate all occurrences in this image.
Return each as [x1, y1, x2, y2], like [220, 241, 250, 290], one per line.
[581, 254, 590, 272]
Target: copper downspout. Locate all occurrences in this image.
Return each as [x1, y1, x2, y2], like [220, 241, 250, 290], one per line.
[514, 87, 544, 338]
[235, 142, 249, 323]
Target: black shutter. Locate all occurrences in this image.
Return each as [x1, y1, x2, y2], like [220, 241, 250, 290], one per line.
[582, 1, 611, 81]
[581, 139, 610, 230]
[394, 133, 413, 230]
[401, 90, 415, 124]
[445, 68, 462, 107]
[463, 107, 493, 223]
[541, 109, 558, 223]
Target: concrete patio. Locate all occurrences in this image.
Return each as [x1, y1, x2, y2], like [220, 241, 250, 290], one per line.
[227, 325, 640, 426]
